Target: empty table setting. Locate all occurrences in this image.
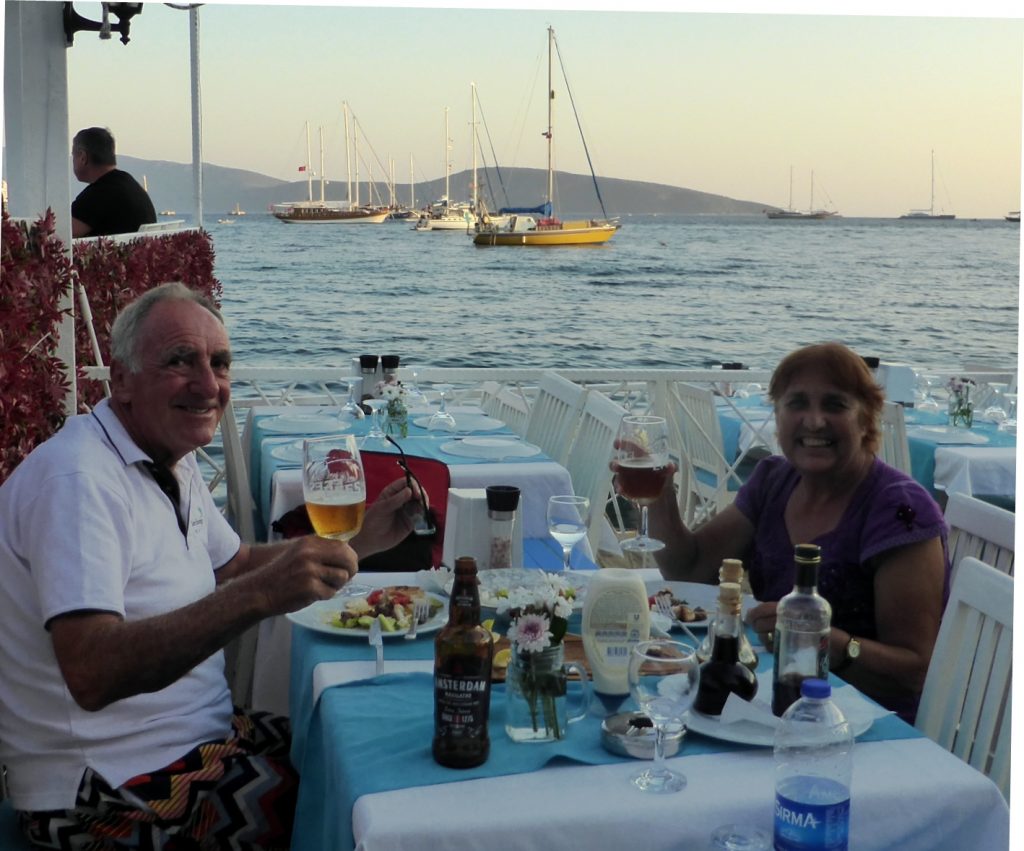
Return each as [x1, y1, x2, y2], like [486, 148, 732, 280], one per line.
[282, 568, 1008, 851]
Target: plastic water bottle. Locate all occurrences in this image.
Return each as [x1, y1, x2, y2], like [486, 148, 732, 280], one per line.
[773, 678, 853, 851]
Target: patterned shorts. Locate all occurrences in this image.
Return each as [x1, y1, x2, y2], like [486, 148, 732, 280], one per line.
[16, 710, 297, 850]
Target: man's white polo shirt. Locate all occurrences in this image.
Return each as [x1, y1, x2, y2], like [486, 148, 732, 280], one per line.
[0, 399, 240, 809]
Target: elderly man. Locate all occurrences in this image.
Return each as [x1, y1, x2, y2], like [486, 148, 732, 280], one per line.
[71, 126, 157, 238]
[0, 282, 417, 849]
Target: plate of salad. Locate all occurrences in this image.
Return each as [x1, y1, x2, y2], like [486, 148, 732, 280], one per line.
[287, 585, 447, 638]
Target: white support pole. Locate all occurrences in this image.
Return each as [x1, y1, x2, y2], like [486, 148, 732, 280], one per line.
[4, 0, 76, 413]
[189, 6, 203, 227]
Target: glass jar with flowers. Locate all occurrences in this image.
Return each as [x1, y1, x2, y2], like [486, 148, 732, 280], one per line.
[375, 379, 409, 438]
[947, 377, 976, 428]
[498, 575, 591, 742]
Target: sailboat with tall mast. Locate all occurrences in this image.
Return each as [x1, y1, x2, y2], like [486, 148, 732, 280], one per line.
[272, 116, 388, 224]
[415, 106, 474, 231]
[900, 150, 955, 220]
[473, 27, 619, 246]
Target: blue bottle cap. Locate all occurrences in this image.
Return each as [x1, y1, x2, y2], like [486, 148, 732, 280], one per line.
[801, 678, 831, 699]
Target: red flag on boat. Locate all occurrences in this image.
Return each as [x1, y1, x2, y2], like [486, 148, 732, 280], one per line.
[297, 165, 307, 172]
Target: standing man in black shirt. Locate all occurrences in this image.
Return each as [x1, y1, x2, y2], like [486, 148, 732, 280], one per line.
[71, 127, 157, 238]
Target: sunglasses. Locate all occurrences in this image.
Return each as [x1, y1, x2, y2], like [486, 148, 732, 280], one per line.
[385, 434, 437, 536]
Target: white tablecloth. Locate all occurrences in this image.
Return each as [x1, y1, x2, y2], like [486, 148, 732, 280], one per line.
[349, 737, 1007, 851]
[933, 445, 1016, 502]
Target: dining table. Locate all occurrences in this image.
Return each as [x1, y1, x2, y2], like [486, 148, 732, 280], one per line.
[717, 396, 1016, 508]
[245, 403, 594, 713]
[244, 404, 576, 542]
[285, 568, 1009, 851]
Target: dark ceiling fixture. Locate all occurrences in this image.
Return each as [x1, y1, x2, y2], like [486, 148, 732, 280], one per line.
[63, 2, 144, 46]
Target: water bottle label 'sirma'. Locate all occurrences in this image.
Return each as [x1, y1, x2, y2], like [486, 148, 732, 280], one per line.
[774, 791, 850, 851]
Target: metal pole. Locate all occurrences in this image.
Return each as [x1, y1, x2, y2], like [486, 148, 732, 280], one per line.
[189, 6, 203, 227]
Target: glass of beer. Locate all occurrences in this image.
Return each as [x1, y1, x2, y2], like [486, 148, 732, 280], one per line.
[615, 414, 671, 554]
[302, 434, 367, 541]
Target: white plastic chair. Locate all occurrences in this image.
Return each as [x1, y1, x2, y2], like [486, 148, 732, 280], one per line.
[523, 372, 588, 466]
[878, 401, 912, 475]
[666, 381, 737, 523]
[915, 556, 1012, 799]
[484, 385, 531, 436]
[944, 492, 1015, 580]
[563, 390, 628, 553]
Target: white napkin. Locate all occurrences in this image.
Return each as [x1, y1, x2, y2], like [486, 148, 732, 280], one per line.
[718, 671, 894, 732]
[415, 566, 453, 595]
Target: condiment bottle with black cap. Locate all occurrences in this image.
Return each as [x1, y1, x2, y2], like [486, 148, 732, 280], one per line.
[381, 354, 400, 383]
[359, 354, 379, 402]
[485, 485, 519, 570]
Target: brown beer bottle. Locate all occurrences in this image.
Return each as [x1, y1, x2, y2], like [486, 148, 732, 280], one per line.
[432, 556, 494, 768]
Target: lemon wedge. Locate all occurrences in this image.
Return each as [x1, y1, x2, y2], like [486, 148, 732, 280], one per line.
[493, 648, 512, 670]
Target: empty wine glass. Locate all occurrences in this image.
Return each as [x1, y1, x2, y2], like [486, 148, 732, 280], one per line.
[340, 379, 365, 421]
[427, 384, 457, 432]
[547, 495, 591, 572]
[628, 638, 700, 793]
[914, 372, 941, 413]
[615, 415, 671, 554]
[403, 365, 426, 404]
[363, 398, 388, 445]
[982, 385, 1008, 424]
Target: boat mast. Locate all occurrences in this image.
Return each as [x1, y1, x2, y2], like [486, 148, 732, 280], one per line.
[319, 126, 326, 204]
[354, 121, 360, 207]
[305, 121, 313, 203]
[546, 25, 554, 208]
[471, 83, 478, 212]
[788, 165, 794, 212]
[444, 106, 451, 202]
[930, 149, 936, 216]
[410, 154, 415, 209]
[810, 169, 815, 212]
[343, 102, 353, 210]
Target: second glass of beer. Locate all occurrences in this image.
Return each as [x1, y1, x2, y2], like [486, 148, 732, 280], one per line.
[302, 434, 367, 541]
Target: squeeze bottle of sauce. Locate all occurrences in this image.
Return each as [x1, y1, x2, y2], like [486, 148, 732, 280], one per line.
[581, 568, 650, 696]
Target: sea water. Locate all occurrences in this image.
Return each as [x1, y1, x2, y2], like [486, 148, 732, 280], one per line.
[206, 215, 1019, 371]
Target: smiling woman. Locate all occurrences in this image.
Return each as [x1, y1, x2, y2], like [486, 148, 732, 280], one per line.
[646, 341, 949, 724]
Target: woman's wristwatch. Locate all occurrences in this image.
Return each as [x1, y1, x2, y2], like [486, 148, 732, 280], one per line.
[832, 635, 861, 674]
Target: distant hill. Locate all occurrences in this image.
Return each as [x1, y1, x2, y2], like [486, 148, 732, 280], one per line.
[119, 155, 775, 217]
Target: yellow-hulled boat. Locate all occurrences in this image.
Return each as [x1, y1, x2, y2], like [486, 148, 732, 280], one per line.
[473, 27, 619, 248]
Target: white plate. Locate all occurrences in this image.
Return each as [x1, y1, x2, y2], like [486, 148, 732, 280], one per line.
[644, 580, 721, 630]
[685, 706, 872, 747]
[286, 591, 447, 638]
[269, 439, 304, 464]
[440, 437, 542, 460]
[907, 426, 989, 445]
[413, 414, 505, 432]
[260, 414, 350, 434]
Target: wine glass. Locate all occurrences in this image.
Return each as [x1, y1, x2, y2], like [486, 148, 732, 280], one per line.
[914, 372, 941, 413]
[547, 495, 591, 572]
[340, 379, 365, 421]
[615, 415, 671, 554]
[302, 434, 366, 542]
[982, 385, 1008, 424]
[628, 638, 700, 793]
[403, 364, 426, 404]
[427, 384, 457, 432]
[363, 398, 388, 445]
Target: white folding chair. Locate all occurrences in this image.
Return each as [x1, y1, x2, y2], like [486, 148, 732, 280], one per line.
[944, 492, 1015, 580]
[878, 401, 912, 474]
[666, 381, 738, 523]
[563, 390, 628, 554]
[523, 372, 588, 466]
[915, 556, 1012, 799]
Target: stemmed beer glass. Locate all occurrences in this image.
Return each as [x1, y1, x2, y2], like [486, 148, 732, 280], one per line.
[302, 434, 367, 542]
[546, 495, 591, 572]
[615, 415, 671, 554]
[628, 638, 700, 793]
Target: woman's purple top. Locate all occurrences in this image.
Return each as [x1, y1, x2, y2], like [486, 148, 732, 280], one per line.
[734, 455, 950, 720]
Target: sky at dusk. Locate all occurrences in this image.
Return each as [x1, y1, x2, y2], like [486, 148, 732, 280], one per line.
[42, 1, 1024, 218]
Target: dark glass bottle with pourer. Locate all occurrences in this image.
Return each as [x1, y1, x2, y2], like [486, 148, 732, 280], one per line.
[693, 582, 758, 716]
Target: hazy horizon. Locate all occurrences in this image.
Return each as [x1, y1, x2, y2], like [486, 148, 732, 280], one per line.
[20, 1, 1024, 218]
